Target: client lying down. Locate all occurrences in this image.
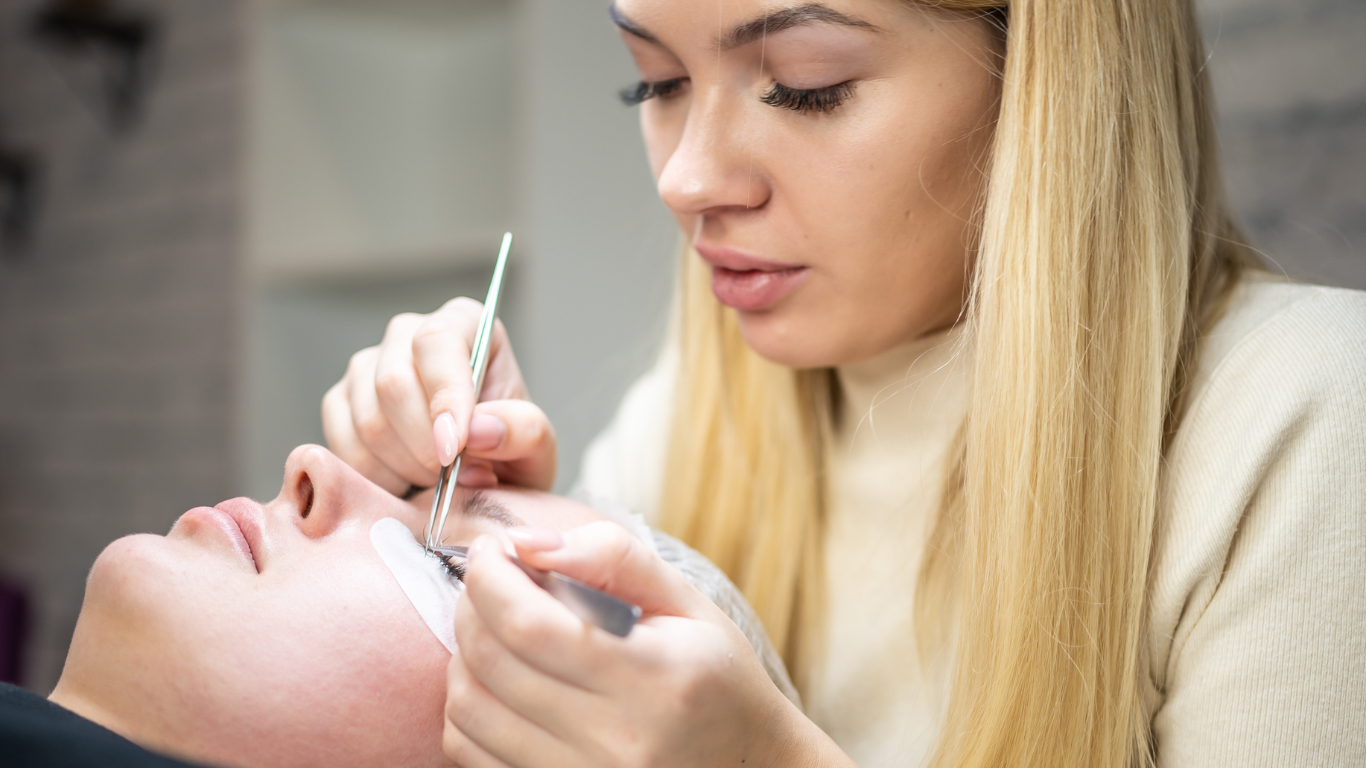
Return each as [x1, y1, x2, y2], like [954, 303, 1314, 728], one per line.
[1, 444, 793, 768]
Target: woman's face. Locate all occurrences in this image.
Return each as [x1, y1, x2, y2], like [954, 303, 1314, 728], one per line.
[618, 0, 1001, 367]
[50, 445, 602, 768]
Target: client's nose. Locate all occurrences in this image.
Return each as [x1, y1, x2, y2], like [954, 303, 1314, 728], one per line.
[277, 444, 375, 538]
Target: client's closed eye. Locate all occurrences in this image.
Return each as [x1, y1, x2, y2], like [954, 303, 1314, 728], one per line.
[438, 557, 466, 582]
[428, 492, 522, 578]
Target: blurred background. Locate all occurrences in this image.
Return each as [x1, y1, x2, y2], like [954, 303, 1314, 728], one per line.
[0, 0, 1361, 692]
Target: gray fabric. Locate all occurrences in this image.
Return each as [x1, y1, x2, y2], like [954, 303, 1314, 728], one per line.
[649, 529, 802, 709]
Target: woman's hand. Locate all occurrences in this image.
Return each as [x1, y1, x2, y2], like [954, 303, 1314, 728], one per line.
[444, 522, 854, 768]
[321, 297, 557, 496]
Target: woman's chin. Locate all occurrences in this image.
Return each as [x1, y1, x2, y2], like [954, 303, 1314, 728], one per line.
[82, 534, 179, 618]
[735, 310, 844, 370]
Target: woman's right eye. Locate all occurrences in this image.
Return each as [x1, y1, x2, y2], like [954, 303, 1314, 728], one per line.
[619, 77, 687, 107]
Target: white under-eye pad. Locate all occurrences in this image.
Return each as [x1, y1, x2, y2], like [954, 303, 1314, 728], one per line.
[370, 517, 465, 653]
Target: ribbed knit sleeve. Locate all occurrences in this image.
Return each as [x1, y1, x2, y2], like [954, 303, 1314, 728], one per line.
[1149, 280, 1366, 767]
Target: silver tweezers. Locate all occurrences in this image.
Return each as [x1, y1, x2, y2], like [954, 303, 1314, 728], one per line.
[422, 232, 641, 638]
[423, 231, 512, 554]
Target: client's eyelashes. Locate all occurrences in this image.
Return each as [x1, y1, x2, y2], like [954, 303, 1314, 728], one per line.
[619, 77, 687, 106]
[761, 81, 856, 114]
[438, 556, 466, 582]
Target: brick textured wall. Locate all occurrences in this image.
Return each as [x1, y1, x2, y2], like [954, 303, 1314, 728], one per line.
[0, 0, 241, 692]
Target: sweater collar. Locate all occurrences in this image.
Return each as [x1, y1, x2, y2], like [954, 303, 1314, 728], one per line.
[834, 324, 971, 439]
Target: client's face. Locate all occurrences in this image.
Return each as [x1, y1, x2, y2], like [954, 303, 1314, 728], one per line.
[50, 444, 603, 768]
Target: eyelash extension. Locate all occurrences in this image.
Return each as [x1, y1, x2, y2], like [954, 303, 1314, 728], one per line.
[619, 77, 686, 106]
[438, 555, 466, 582]
[761, 81, 856, 114]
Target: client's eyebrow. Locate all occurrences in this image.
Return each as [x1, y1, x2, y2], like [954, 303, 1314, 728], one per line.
[462, 491, 524, 528]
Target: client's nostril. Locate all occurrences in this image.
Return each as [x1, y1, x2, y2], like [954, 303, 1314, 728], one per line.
[297, 474, 315, 519]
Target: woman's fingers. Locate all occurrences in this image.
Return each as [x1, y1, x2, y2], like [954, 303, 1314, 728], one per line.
[454, 523, 815, 768]
[323, 296, 549, 493]
[441, 726, 513, 768]
[475, 319, 528, 401]
[373, 312, 443, 475]
[411, 298, 486, 462]
[517, 521, 711, 618]
[456, 458, 500, 489]
[342, 345, 435, 488]
[462, 400, 557, 491]
[453, 588, 609, 747]
[445, 642, 578, 768]
[321, 377, 411, 496]
[459, 535, 628, 692]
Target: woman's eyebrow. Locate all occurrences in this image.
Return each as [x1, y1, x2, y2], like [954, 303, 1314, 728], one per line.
[722, 4, 879, 50]
[608, 4, 659, 44]
[607, 3, 878, 50]
[462, 491, 525, 528]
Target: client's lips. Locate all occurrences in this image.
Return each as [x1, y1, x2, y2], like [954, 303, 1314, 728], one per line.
[694, 242, 809, 312]
[216, 498, 266, 572]
[180, 498, 264, 572]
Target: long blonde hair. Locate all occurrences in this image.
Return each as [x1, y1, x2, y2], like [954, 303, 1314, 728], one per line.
[657, 1, 1258, 767]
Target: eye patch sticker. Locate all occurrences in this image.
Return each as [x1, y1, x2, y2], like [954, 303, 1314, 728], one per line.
[371, 517, 464, 653]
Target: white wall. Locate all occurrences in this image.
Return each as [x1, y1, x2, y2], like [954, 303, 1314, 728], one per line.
[248, 0, 514, 280]
[516, 0, 679, 491]
[240, 0, 521, 497]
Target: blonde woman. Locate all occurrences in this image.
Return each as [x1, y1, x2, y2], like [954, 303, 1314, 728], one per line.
[323, 0, 1366, 765]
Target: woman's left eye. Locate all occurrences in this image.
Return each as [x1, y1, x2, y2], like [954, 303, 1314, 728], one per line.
[760, 81, 856, 114]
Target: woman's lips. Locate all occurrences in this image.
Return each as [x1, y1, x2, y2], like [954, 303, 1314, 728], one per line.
[179, 498, 264, 572]
[694, 243, 809, 312]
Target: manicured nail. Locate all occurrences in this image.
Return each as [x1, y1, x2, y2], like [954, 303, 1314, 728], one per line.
[470, 534, 491, 555]
[434, 413, 457, 466]
[507, 527, 563, 551]
[466, 413, 506, 451]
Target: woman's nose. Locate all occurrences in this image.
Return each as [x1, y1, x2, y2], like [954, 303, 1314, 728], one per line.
[276, 444, 371, 538]
[656, 98, 770, 216]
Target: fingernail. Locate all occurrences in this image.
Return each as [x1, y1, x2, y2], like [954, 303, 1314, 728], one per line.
[470, 534, 491, 555]
[466, 413, 506, 451]
[434, 413, 457, 466]
[507, 527, 563, 551]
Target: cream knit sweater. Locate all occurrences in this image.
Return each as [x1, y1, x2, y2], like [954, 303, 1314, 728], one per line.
[577, 276, 1366, 766]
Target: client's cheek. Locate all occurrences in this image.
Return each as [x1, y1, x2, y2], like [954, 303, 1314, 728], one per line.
[188, 583, 447, 768]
